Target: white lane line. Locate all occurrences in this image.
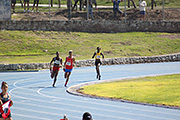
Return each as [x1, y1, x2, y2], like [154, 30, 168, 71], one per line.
[13, 107, 79, 118]
[11, 85, 180, 118]
[13, 77, 36, 88]
[14, 101, 83, 113]
[9, 72, 180, 120]
[37, 87, 180, 117]
[10, 90, 141, 120]
[37, 90, 175, 120]
[13, 113, 52, 120]
[14, 101, 131, 120]
[13, 78, 49, 88]
[11, 85, 134, 120]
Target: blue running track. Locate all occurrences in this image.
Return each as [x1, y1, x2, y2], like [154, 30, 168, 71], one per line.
[0, 62, 180, 120]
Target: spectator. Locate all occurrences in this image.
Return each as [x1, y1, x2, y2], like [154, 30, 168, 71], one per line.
[32, 0, 39, 12]
[0, 81, 13, 120]
[60, 114, 69, 120]
[83, 0, 98, 11]
[24, 0, 30, 13]
[72, 0, 82, 11]
[67, 0, 72, 10]
[11, 0, 16, 13]
[20, 0, 24, 8]
[82, 112, 93, 120]
[139, 0, 147, 21]
[112, 0, 123, 18]
[92, 0, 98, 10]
[88, 0, 93, 19]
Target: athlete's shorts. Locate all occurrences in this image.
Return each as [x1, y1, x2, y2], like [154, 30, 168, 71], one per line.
[0, 112, 12, 118]
[53, 66, 60, 71]
[33, 0, 39, 6]
[95, 59, 102, 66]
[65, 69, 72, 73]
[11, 0, 16, 4]
[140, 11, 145, 15]
[24, 0, 29, 2]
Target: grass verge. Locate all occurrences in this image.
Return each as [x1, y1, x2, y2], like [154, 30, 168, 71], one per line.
[0, 31, 180, 63]
[80, 74, 180, 107]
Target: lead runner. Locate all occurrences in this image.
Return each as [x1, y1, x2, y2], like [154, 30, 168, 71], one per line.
[63, 50, 75, 87]
[92, 47, 104, 80]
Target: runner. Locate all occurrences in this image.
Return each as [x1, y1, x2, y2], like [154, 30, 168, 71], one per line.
[63, 50, 75, 87]
[50, 52, 62, 87]
[92, 47, 104, 80]
[0, 81, 13, 120]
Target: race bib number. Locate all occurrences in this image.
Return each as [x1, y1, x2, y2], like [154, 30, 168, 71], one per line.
[54, 60, 60, 64]
[96, 55, 101, 59]
[66, 62, 71, 66]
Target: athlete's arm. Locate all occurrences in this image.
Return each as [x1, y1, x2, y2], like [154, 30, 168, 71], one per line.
[50, 58, 54, 71]
[63, 57, 67, 70]
[8, 94, 13, 107]
[60, 58, 63, 67]
[0, 96, 2, 105]
[101, 53, 105, 59]
[73, 57, 75, 66]
[92, 52, 96, 58]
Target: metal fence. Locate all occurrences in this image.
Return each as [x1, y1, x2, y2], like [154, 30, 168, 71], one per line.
[11, 0, 180, 21]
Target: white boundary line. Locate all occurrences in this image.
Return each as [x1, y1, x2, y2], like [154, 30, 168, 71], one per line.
[10, 81, 171, 120]
[13, 113, 52, 120]
[10, 79, 135, 120]
[8, 69, 180, 120]
[9, 74, 180, 117]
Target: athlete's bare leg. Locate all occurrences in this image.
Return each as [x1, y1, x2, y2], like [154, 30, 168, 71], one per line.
[96, 65, 101, 80]
[51, 71, 55, 79]
[64, 72, 71, 87]
[52, 70, 58, 87]
[64, 72, 68, 79]
[0, 117, 12, 120]
[7, 117, 13, 120]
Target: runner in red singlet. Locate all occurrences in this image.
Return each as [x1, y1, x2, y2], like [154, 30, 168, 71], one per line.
[63, 50, 75, 87]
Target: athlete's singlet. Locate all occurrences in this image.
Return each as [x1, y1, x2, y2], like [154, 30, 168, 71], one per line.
[95, 52, 101, 59]
[65, 57, 73, 69]
[54, 57, 61, 65]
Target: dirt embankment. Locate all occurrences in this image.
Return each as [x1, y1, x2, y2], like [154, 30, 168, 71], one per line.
[12, 8, 180, 21]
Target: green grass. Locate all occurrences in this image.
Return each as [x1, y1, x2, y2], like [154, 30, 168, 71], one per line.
[80, 74, 180, 107]
[0, 31, 180, 63]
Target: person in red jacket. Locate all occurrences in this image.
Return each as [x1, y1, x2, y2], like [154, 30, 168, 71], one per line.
[0, 81, 13, 120]
[63, 50, 75, 87]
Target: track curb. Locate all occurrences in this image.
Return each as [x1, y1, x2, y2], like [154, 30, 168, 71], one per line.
[67, 73, 180, 110]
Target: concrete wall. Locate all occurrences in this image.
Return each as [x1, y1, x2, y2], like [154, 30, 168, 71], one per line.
[0, 0, 11, 20]
[0, 53, 180, 71]
[0, 20, 180, 33]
